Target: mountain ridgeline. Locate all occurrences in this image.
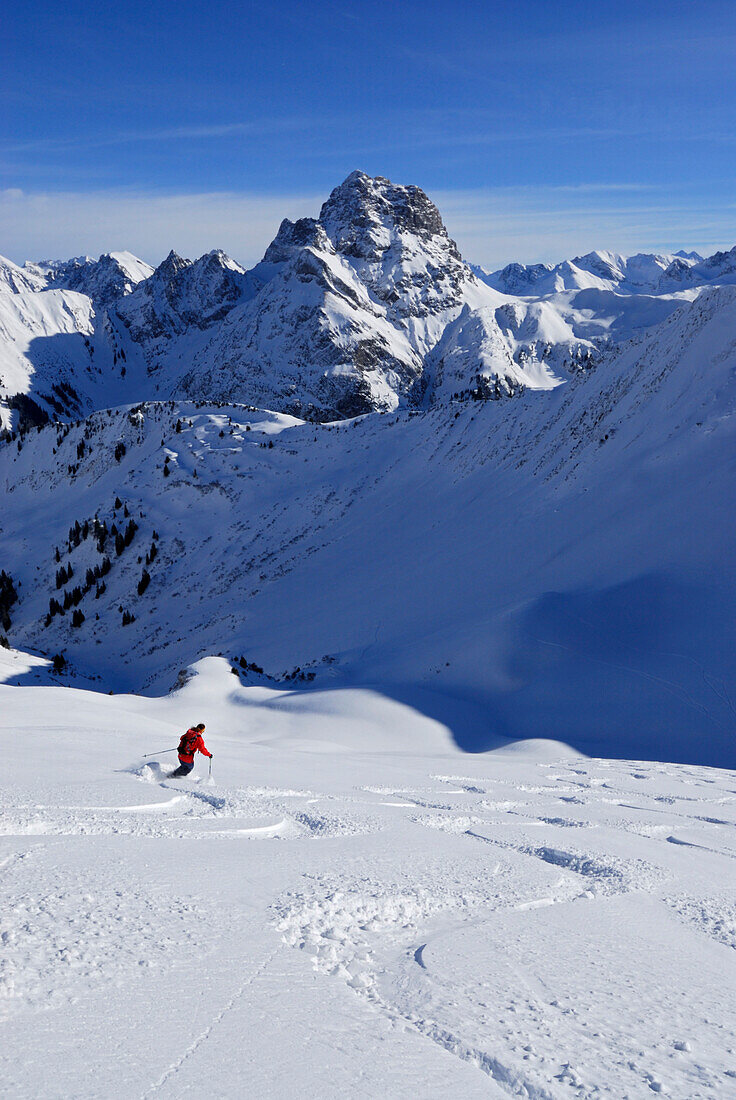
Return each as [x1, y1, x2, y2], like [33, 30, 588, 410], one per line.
[5, 169, 733, 432]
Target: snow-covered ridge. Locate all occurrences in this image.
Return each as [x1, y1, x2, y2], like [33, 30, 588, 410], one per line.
[475, 248, 705, 296]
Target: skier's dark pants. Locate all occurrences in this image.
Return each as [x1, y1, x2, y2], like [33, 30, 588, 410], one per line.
[171, 759, 194, 778]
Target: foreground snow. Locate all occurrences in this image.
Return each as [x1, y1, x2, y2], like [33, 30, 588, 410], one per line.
[2, 658, 735, 1098]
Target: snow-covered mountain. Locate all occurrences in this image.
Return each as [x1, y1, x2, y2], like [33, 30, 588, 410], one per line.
[1, 171, 735, 768]
[657, 244, 736, 291]
[2, 176, 736, 1095]
[113, 172, 553, 418]
[0, 252, 154, 430]
[476, 249, 703, 296]
[2, 173, 734, 430]
[0, 174, 601, 427]
[2, 279, 735, 766]
[26, 250, 154, 308]
[470, 246, 722, 357]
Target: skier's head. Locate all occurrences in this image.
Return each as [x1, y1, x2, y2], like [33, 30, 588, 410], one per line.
[196, 722, 205, 731]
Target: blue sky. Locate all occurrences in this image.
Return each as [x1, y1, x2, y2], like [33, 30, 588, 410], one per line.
[1, 0, 735, 267]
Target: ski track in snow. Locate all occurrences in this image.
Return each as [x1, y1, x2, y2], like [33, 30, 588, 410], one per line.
[141, 949, 278, 1099]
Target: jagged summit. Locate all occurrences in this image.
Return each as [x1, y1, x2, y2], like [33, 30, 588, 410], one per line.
[151, 249, 191, 282]
[25, 251, 154, 308]
[319, 170, 457, 259]
[116, 246, 258, 353]
[172, 170, 492, 419]
[658, 244, 736, 290]
[261, 217, 322, 265]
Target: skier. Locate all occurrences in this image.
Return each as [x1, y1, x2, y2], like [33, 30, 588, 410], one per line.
[171, 722, 212, 777]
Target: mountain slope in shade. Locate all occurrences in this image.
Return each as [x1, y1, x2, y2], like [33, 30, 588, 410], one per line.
[1, 285, 734, 765]
[0, 286, 115, 430]
[0, 251, 153, 429]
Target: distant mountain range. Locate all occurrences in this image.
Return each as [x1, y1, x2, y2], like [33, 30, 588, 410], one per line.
[3, 170, 733, 431]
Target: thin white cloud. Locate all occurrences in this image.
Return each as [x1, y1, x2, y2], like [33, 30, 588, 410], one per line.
[0, 189, 324, 268]
[0, 185, 733, 272]
[432, 188, 736, 267]
[0, 116, 315, 156]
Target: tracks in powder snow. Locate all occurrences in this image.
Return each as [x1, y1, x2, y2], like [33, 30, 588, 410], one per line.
[270, 760, 736, 1097]
[141, 949, 278, 1099]
[4, 753, 736, 1095]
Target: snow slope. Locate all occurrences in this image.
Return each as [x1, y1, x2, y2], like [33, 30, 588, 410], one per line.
[0, 252, 151, 429]
[1, 655, 735, 1098]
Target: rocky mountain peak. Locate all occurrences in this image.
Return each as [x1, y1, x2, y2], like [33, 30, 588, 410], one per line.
[318, 171, 458, 261]
[24, 251, 153, 310]
[152, 250, 191, 283]
[262, 218, 322, 265]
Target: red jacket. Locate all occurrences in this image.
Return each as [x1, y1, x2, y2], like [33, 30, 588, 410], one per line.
[178, 728, 212, 762]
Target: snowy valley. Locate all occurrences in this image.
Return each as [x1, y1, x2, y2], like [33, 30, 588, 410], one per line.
[1, 172, 735, 1098]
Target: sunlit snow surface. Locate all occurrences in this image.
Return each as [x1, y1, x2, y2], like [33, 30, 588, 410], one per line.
[1, 657, 735, 1098]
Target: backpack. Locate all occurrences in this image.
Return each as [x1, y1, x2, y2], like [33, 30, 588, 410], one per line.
[179, 729, 199, 756]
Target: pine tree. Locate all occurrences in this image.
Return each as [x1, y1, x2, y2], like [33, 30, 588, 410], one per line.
[124, 519, 138, 547]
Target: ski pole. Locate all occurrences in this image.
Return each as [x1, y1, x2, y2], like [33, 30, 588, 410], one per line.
[143, 748, 178, 758]
[208, 756, 212, 779]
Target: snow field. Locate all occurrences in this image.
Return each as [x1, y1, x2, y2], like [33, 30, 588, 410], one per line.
[2, 658, 734, 1097]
